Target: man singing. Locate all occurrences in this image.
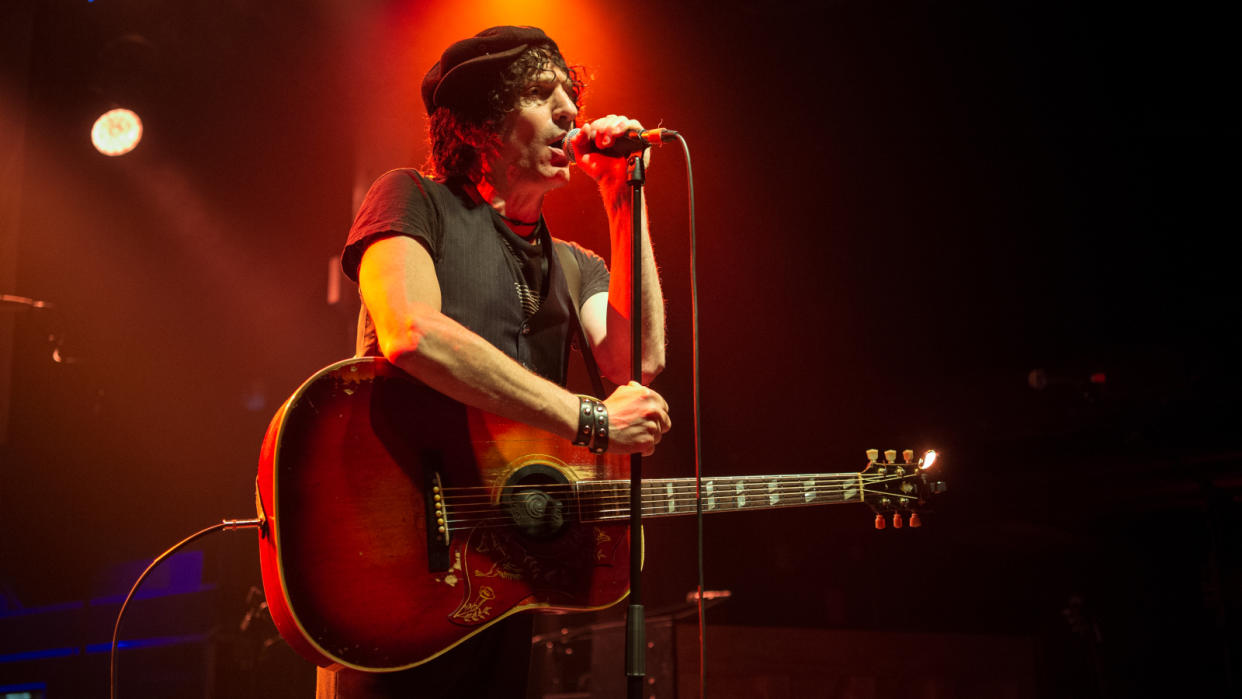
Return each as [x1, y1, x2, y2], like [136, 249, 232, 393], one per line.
[322, 25, 671, 698]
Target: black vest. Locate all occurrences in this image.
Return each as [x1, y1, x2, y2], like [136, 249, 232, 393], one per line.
[357, 177, 576, 386]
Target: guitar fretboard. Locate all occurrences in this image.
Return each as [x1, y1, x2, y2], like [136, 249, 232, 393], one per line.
[576, 474, 865, 522]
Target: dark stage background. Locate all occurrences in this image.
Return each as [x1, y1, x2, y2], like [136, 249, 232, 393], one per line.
[1, 0, 1236, 697]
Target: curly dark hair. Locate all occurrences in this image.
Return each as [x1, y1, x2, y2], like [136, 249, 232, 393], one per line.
[427, 43, 586, 180]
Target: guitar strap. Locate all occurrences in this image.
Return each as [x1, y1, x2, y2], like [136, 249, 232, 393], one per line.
[554, 242, 608, 399]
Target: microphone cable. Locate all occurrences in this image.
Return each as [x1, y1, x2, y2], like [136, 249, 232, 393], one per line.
[671, 131, 707, 699]
[109, 517, 263, 699]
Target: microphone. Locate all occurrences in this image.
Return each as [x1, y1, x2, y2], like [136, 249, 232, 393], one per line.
[561, 127, 678, 162]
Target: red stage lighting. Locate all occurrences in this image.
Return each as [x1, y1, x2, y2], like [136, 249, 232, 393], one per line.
[91, 108, 142, 156]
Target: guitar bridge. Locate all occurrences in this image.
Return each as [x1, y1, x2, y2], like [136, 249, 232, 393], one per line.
[424, 468, 450, 572]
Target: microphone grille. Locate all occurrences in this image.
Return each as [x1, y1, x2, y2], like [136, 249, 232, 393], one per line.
[562, 128, 580, 163]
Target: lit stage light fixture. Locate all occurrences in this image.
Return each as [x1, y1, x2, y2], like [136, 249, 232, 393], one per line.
[91, 108, 143, 156]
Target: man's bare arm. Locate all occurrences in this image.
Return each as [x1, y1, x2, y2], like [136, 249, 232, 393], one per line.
[359, 235, 669, 454]
[572, 116, 667, 385]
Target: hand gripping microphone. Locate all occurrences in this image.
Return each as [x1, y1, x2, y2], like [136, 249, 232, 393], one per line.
[561, 127, 678, 162]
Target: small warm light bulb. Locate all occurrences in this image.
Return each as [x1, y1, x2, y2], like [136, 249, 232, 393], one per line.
[91, 108, 143, 156]
[921, 450, 938, 470]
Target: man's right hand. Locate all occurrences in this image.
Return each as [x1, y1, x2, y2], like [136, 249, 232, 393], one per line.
[603, 381, 671, 455]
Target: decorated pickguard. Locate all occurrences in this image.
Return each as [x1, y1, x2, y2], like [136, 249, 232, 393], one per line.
[448, 521, 626, 626]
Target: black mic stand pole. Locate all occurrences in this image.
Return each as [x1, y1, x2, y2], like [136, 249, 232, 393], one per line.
[624, 152, 647, 699]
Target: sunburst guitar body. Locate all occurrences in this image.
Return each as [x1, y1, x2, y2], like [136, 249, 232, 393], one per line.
[256, 357, 942, 672]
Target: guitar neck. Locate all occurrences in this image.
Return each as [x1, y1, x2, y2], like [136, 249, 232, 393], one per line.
[577, 473, 866, 522]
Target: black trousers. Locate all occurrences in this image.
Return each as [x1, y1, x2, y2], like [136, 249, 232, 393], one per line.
[315, 615, 533, 699]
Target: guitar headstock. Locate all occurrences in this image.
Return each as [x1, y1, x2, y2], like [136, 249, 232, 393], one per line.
[861, 448, 946, 529]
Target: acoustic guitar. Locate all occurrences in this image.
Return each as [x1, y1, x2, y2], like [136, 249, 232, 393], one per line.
[255, 357, 943, 671]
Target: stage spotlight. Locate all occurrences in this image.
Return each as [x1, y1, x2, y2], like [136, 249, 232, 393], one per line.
[91, 107, 143, 156]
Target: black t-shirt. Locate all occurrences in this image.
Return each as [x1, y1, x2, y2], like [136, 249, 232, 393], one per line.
[342, 169, 609, 383]
[330, 170, 613, 697]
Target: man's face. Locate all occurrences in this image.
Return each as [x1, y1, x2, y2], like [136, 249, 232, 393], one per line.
[494, 67, 579, 191]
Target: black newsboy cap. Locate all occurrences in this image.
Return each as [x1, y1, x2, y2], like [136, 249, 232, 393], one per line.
[420, 26, 558, 114]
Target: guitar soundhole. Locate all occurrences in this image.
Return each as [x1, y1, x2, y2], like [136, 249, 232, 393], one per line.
[501, 464, 572, 540]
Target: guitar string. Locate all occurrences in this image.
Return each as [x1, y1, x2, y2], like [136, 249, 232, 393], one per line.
[434, 480, 873, 513]
[447, 493, 901, 526]
[441, 487, 901, 533]
[429, 470, 916, 496]
[427, 471, 898, 492]
[447, 486, 894, 518]
[444, 502, 865, 532]
[446, 492, 859, 522]
[436, 483, 912, 530]
[422, 475, 917, 529]
[433, 476, 904, 510]
[443, 496, 866, 526]
[433, 476, 895, 507]
[449, 492, 872, 522]
[431, 473, 881, 500]
[437, 485, 865, 507]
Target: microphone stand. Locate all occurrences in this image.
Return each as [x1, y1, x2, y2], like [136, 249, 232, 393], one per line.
[624, 153, 646, 699]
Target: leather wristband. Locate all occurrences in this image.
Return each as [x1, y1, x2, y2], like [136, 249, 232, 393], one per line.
[572, 395, 594, 447]
[588, 400, 609, 454]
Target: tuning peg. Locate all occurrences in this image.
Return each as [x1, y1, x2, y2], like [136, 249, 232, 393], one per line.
[866, 449, 879, 464]
[874, 513, 886, 530]
[902, 449, 914, 464]
[892, 513, 903, 529]
[883, 449, 896, 464]
[910, 512, 922, 528]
